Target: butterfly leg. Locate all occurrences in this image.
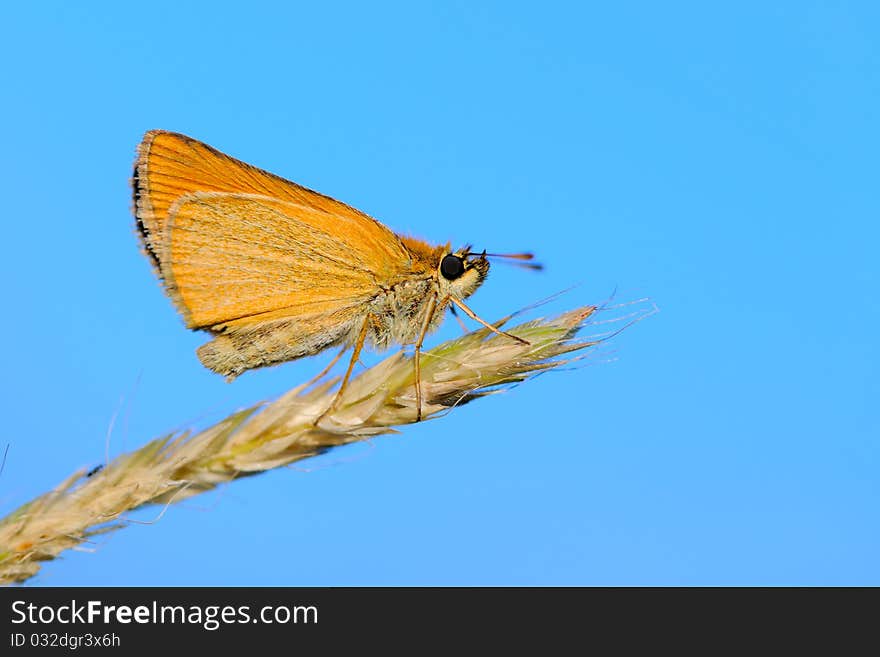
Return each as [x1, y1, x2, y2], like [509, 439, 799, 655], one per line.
[304, 344, 348, 389]
[447, 296, 530, 346]
[413, 293, 440, 422]
[449, 305, 470, 334]
[314, 315, 371, 426]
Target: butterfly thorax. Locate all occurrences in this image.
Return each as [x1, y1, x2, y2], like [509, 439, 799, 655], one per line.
[366, 277, 440, 349]
[360, 236, 490, 349]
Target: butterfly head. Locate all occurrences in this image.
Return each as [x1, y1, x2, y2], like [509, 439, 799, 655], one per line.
[436, 246, 489, 300]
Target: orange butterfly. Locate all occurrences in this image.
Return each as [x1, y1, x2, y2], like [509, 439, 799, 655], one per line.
[133, 131, 538, 421]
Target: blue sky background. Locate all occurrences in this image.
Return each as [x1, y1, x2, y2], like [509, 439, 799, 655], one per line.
[1, 2, 877, 585]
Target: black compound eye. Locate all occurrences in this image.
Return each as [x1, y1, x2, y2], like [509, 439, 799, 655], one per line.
[440, 254, 465, 280]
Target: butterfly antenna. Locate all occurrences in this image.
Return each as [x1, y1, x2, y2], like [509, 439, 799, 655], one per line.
[467, 251, 543, 271]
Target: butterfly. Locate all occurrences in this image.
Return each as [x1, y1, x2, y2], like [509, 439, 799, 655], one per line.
[133, 131, 538, 421]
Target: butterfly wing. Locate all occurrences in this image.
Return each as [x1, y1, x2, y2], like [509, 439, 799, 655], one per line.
[132, 131, 415, 377]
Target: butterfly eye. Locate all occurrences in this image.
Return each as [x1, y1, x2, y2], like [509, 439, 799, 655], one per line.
[440, 254, 465, 280]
